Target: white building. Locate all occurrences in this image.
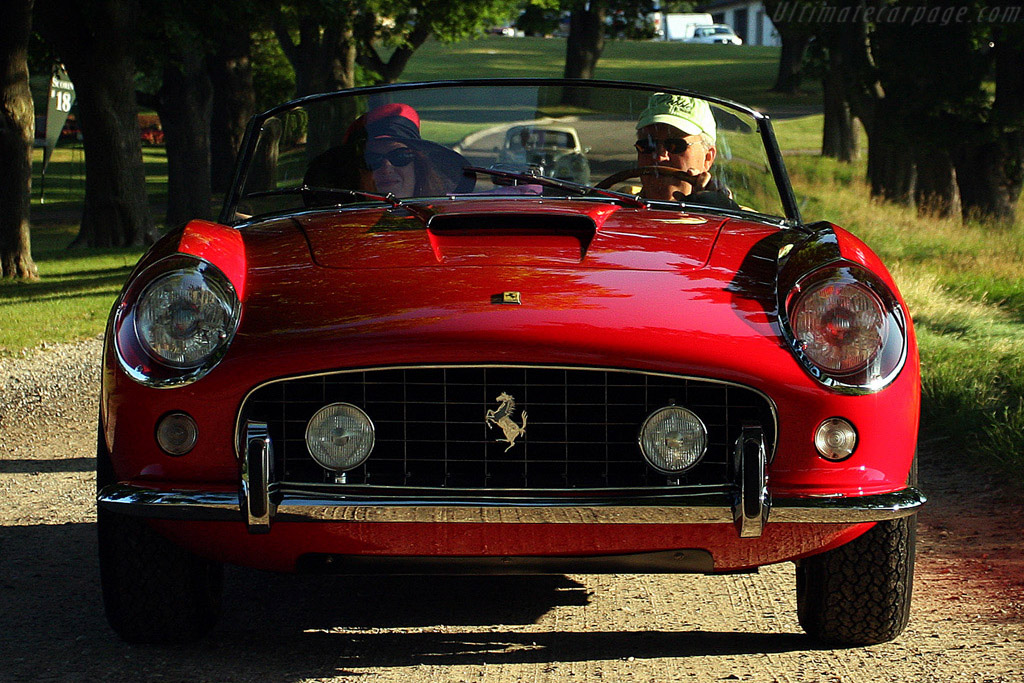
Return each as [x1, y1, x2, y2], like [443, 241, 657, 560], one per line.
[697, 1, 781, 47]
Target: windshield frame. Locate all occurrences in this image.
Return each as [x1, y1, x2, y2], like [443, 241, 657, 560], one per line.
[220, 78, 802, 225]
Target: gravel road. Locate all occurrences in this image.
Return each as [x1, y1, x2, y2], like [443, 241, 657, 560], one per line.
[2, 339, 1022, 682]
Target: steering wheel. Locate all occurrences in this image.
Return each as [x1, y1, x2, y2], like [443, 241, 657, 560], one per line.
[595, 165, 702, 190]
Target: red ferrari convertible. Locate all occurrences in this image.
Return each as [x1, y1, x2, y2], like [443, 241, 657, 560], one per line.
[98, 79, 923, 645]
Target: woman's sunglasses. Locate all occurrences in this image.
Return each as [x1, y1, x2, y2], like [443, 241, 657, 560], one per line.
[366, 148, 416, 170]
[634, 136, 694, 155]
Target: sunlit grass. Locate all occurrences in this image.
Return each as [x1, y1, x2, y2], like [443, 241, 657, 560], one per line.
[787, 153, 1024, 476]
[0, 224, 143, 354]
[403, 37, 820, 114]
[773, 114, 827, 152]
[30, 145, 170, 212]
[790, 153, 1024, 318]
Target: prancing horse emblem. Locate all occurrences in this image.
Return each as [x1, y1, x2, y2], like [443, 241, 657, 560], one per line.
[485, 392, 527, 451]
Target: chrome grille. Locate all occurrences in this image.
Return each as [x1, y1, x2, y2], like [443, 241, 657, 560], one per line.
[240, 366, 775, 490]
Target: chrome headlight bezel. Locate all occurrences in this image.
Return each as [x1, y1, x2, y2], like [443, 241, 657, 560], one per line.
[113, 255, 241, 388]
[781, 263, 908, 394]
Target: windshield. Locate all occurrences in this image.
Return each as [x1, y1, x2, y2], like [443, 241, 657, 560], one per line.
[225, 80, 793, 222]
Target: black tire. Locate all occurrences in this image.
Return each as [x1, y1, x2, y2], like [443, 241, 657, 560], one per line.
[796, 515, 916, 645]
[96, 419, 115, 493]
[96, 422, 223, 644]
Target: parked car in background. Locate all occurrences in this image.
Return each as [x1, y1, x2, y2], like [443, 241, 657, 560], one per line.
[494, 123, 591, 185]
[486, 25, 520, 37]
[97, 78, 923, 647]
[686, 24, 743, 45]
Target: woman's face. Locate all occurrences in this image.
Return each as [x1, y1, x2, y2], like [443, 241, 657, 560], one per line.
[367, 141, 417, 197]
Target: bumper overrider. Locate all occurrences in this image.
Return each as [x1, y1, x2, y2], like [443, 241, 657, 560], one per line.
[97, 422, 925, 539]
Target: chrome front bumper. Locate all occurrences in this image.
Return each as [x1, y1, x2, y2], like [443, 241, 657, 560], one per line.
[97, 421, 925, 538]
[98, 482, 925, 524]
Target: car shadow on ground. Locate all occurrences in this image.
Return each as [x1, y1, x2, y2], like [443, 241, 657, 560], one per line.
[2, 521, 815, 680]
[242, 629, 814, 669]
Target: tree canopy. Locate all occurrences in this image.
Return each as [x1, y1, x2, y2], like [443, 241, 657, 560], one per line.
[795, 0, 1024, 223]
[21, 0, 522, 254]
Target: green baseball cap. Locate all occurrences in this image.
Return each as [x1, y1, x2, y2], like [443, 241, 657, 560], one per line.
[636, 93, 717, 143]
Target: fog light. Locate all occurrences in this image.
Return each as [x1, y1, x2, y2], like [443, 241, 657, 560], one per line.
[639, 406, 707, 473]
[305, 403, 375, 471]
[815, 417, 857, 461]
[156, 412, 198, 456]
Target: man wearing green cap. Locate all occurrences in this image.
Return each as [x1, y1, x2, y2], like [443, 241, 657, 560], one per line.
[634, 93, 735, 206]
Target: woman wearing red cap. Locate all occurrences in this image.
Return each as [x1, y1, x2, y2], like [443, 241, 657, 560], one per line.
[364, 103, 470, 198]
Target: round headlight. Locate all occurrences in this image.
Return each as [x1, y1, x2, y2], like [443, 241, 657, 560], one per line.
[791, 279, 886, 374]
[135, 269, 237, 369]
[639, 406, 708, 474]
[305, 403, 375, 472]
[814, 417, 858, 461]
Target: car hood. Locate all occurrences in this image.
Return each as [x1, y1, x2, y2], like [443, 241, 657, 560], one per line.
[289, 200, 730, 272]
[225, 201, 788, 389]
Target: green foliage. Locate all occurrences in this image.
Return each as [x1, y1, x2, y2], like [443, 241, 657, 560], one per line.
[252, 30, 296, 110]
[419, 0, 524, 43]
[605, 0, 659, 40]
[657, 1, 698, 11]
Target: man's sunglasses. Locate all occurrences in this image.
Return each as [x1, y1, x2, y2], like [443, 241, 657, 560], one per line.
[366, 148, 416, 170]
[634, 136, 695, 155]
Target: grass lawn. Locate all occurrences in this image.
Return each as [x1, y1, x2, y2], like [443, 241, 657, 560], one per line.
[0, 223, 143, 351]
[789, 154, 1024, 473]
[5, 35, 1023, 476]
[403, 37, 819, 115]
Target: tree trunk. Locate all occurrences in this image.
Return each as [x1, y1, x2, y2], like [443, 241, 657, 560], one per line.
[158, 51, 213, 228]
[560, 6, 606, 108]
[867, 111, 915, 206]
[358, 23, 430, 85]
[821, 58, 857, 162]
[563, 6, 606, 80]
[955, 136, 1024, 223]
[277, 15, 357, 98]
[246, 117, 282, 193]
[208, 24, 254, 194]
[914, 146, 959, 218]
[36, 0, 155, 247]
[275, 12, 362, 159]
[771, 33, 810, 94]
[0, 0, 38, 280]
[955, 37, 1024, 223]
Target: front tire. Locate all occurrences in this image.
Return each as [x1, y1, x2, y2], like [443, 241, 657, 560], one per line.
[796, 516, 916, 645]
[98, 509, 224, 643]
[96, 422, 223, 643]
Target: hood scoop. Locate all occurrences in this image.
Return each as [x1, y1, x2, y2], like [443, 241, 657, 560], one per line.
[426, 212, 598, 263]
[299, 200, 724, 272]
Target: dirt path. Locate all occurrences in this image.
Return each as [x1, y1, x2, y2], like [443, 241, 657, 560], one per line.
[2, 340, 1022, 682]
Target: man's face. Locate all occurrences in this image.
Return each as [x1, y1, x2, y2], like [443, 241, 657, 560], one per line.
[635, 123, 715, 200]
